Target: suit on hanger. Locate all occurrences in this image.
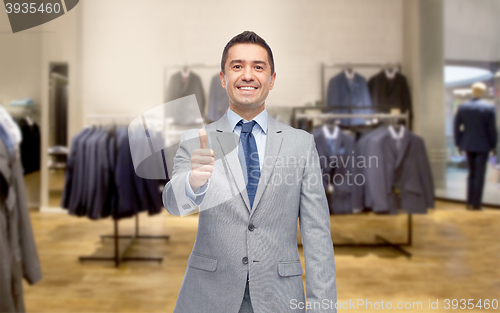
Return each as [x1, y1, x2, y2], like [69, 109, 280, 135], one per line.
[16, 117, 41, 175]
[165, 71, 206, 124]
[163, 114, 337, 313]
[61, 127, 90, 210]
[68, 127, 95, 216]
[0, 136, 42, 313]
[313, 126, 357, 214]
[364, 127, 434, 214]
[326, 72, 372, 126]
[368, 71, 413, 129]
[454, 98, 498, 207]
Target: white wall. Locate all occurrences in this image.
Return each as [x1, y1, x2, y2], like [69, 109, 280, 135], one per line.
[81, 0, 404, 117]
[0, 11, 41, 107]
[444, 0, 500, 61]
[0, 11, 43, 207]
[39, 5, 83, 209]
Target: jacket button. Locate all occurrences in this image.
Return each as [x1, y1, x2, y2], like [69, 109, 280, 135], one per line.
[248, 224, 255, 231]
[242, 257, 248, 265]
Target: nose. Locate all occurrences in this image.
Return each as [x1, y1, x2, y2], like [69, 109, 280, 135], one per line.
[241, 66, 254, 82]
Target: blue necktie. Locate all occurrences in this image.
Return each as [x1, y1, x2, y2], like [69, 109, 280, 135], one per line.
[328, 138, 336, 155]
[238, 120, 260, 209]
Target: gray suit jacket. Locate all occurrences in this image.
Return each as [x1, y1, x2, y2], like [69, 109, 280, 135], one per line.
[163, 114, 337, 312]
[0, 138, 42, 313]
[364, 128, 434, 214]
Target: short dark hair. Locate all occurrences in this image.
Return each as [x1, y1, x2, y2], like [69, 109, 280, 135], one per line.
[221, 31, 275, 75]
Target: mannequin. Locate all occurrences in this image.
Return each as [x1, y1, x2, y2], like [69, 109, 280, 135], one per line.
[471, 81, 486, 98]
[384, 67, 398, 79]
[180, 64, 190, 84]
[344, 68, 355, 80]
[453, 81, 498, 210]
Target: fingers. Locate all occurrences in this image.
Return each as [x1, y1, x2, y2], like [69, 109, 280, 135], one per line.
[191, 153, 214, 165]
[194, 148, 214, 157]
[190, 129, 214, 189]
[199, 128, 208, 149]
[192, 164, 214, 172]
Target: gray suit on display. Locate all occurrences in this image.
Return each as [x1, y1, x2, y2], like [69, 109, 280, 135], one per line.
[163, 114, 337, 313]
[364, 127, 434, 214]
[0, 139, 42, 313]
[165, 71, 206, 124]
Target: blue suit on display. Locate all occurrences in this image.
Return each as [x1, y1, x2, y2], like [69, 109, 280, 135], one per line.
[454, 98, 498, 208]
[326, 71, 372, 126]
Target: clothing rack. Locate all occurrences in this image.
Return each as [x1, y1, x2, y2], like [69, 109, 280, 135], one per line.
[164, 63, 220, 85]
[321, 62, 402, 105]
[79, 115, 169, 268]
[303, 111, 413, 258]
[293, 108, 409, 129]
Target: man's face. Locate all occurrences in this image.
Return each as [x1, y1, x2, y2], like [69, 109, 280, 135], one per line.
[221, 43, 276, 110]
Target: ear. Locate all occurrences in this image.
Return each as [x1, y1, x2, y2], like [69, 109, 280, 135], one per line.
[269, 71, 276, 90]
[219, 71, 226, 89]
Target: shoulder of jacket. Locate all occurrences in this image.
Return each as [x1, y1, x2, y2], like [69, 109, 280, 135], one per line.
[409, 131, 425, 144]
[279, 122, 310, 137]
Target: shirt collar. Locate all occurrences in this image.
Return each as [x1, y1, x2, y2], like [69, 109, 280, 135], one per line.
[227, 107, 268, 134]
[388, 125, 405, 139]
[322, 125, 339, 140]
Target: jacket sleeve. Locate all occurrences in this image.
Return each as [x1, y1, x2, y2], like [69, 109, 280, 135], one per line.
[298, 134, 337, 312]
[402, 76, 413, 130]
[13, 160, 42, 285]
[162, 130, 205, 216]
[454, 108, 463, 148]
[487, 107, 498, 152]
[416, 137, 435, 208]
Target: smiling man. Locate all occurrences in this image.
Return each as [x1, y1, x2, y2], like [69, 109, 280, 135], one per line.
[163, 31, 337, 313]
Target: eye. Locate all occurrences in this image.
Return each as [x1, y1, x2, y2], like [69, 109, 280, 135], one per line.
[233, 65, 241, 69]
[256, 66, 263, 70]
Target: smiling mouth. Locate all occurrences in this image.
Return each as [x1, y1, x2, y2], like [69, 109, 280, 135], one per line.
[237, 86, 258, 90]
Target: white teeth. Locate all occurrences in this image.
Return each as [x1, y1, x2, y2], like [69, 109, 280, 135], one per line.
[239, 86, 256, 90]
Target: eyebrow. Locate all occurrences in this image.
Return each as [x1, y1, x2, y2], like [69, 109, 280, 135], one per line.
[228, 59, 268, 67]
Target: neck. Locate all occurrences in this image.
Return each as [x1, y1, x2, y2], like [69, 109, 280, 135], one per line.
[230, 102, 265, 121]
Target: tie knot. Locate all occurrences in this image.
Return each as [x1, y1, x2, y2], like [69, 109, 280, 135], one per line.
[239, 120, 257, 133]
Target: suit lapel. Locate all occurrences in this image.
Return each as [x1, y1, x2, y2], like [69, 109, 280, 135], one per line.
[249, 117, 283, 218]
[214, 115, 252, 213]
[333, 130, 343, 158]
[340, 72, 352, 95]
[317, 131, 331, 161]
[395, 130, 410, 168]
[385, 71, 399, 97]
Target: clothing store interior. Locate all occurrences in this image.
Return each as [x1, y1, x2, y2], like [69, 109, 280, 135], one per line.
[1, 0, 499, 312]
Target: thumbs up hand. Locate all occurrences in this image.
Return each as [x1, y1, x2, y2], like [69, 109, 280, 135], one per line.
[189, 129, 215, 192]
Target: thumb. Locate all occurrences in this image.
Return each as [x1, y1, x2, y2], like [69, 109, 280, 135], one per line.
[199, 128, 208, 149]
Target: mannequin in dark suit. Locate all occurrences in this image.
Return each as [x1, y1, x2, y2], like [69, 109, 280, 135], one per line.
[454, 82, 498, 210]
[313, 125, 357, 214]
